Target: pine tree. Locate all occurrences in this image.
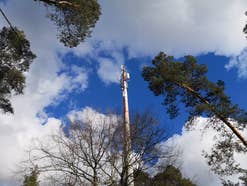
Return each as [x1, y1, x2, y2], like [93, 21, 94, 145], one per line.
[134, 165, 196, 186]
[153, 165, 196, 186]
[0, 27, 36, 113]
[34, 0, 101, 47]
[142, 52, 247, 147]
[142, 52, 247, 180]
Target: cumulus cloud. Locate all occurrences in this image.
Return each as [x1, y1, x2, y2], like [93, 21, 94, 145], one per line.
[226, 48, 247, 78]
[95, 0, 247, 57]
[87, 0, 247, 78]
[67, 110, 247, 186]
[97, 58, 121, 84]
[69, 41, 125, 84]
[0, 0, 90, 184]
[68, 106, 120, 128]
[156, 117, 247, 186]
[54, 0, 247, 81]
[0, 0, 247, 185]
[25, 107, 121, 186]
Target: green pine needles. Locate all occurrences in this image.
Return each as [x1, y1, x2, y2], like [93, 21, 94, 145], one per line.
[142, 52, 247, 182]
[0, 27, 36, 113]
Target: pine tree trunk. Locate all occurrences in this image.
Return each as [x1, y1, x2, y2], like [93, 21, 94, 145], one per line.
[181, 83, 247, 147]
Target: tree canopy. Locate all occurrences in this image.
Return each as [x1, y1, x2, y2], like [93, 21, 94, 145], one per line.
[22, 110, 170, 185]
[142, 52, 247, 182]
[134, 165, 196, 186]
[34, 0, 101, 47]
[0, 0, 100, 113]
[142, 52, 247, 147]
[0, 27, 36, 113]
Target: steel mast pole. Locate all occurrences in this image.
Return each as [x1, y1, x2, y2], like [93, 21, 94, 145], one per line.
[120, 65, 134, 186]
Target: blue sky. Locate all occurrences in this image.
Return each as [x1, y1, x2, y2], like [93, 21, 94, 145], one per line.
[0, 0, 247, 185]
[44, 52, 247, 137]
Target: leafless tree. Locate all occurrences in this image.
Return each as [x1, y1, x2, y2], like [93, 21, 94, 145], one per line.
[105, 111, 176, 186]
[23, 112, 119, 186]
[22, 110, 177, 186]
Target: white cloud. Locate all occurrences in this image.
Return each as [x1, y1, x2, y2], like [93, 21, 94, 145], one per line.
[156, 117, 247, 186]
[62, 65, 89, 93]
[0, 0, 90, 184]
[97, 57, 122, 84]
[69, 41, 124, 84]
[94, 0, 247, 57]
[77, 42, 128, 86]
[68, 106, 120, 129]
[89, 0, 247, 78]
[226, 48, 247, 78]
[26, 107, 121, 186]
[62, 0, 247, 81]
[0, 0, 247, 185]
[67, 109, 247, 186]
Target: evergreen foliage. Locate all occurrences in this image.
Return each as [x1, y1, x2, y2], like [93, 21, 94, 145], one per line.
[142, 52, 247, 146]
[34, 0, 101, 47]
[0, 0, 99, 113]
[142, 52, 247, 181]
[0, 27, 36, 113]
[134, 165, 196, 186]
[143, 52, 245, 124]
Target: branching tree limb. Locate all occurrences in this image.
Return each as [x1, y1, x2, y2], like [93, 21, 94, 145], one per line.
[0, 27, 36, 113]
[142, 52, 247, 183]
[142, 52, 247, 147]
[34, 0, 101, 47]
[22, 110, 175, 185]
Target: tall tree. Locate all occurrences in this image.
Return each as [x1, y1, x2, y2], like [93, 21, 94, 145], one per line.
[28, 117, 117, 186]
[134, 170, 152, 186]
[34, 0, 101, 47]
[134, 165, 196, 186]
[142, 52, 247, 146]
[152, 165, 196, 186]
[0, 27, 36, 113]
[0, 0, 100, 113]
[110, 111, 168, 186]
[142, 52, 247, 181]
[23, 110, 170, 185]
